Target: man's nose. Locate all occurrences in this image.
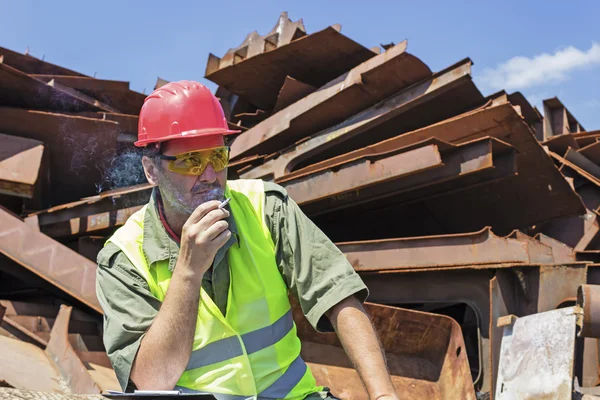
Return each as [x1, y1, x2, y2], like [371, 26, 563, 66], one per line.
[198, 163, 217, 183]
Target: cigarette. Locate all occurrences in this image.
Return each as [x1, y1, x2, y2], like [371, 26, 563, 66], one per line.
[217, 197, 231, 209]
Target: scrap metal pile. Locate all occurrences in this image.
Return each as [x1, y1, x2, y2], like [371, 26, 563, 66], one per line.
[2, 12, 600, 399]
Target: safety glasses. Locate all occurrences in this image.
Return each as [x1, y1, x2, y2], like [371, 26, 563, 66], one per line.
[158, 146, 230, 176]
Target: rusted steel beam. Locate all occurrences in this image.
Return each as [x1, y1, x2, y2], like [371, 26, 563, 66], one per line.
[47, 79, 121, 113]
[0, 208, 101, 313]
[45, 305, 101, 394]
[241, 58, 483, 180]
[0, 62, 103, 112]
[580, 142, 600, 165]
[507, 91, 543, 136]
[0, 107, 120, 207]
[280, 137, 516, 217]
[281, 102, 583, 234]
[538, 208, 600, 250]
[0, 45, 87, 76]
[272, 76, 316, 112]
[339, 227, 540, 272]
[230, 40, 431, 159]
[566, 146, 600, 181]
[0, 133, 44, 199]
[206, 12, 307, 76]
[0, 335, 66, 392]
[279, 103, 581, 236]
[504, 230, 554, 264]
[26, 184, 152, 239]
[579, 285, 600, 339]
[31, 75, 129, 92]
[0, 300, 98, 323]
[205, 15, 376, 110]
[293, 299, 476, 399]
[543, 96, 585, 140]
[542, 133, 579, 156]
[576, 131, 600, 148]
[0, 315, 48, 348]
[36, 76, 146, 115]
[551, 151, 600, 188]
[534, 233, 576, 263]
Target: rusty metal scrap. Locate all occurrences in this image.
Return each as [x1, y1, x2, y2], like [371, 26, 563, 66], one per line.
[0, 45, 87, 77]
[281, 137, 516, 217]
[293, 299, 476, 399]
[205, 14, 376, 110]
[31, 76, 145, 115]
[496, 307, 580, 399]
[25, 183, 152, 239]
[0, 133, 44, 199]
[230, 40, 431, 159]
[45, 305, 101, 394]
[1, 13, 600, 400]
[0, 107, 120, 207]
[0, 62, 103, 112]
[339, 227, 550, 272]
[0, 208, 101, 313]
[241, 58, 482, 180]
[543, 96, 585, 140]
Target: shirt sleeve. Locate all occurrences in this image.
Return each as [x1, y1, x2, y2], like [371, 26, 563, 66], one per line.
[96, 242, 161, 391]
[263, 182, 369, 332]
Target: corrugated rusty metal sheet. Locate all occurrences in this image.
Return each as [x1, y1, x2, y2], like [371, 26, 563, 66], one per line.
[0, 62, 103, 112]
[230, 40, 431, 159]
[293, 300, 476, 399]
[0, 107, 120, 207]
[206, 19, 376, 110]
[280, 137, 516, 217]
[0, 133, 44, 199]
[241, 58, 482, 180]
[0, 208, 101, 313]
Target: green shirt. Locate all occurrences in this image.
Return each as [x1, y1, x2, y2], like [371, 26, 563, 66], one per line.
[95, 181, 368, 391]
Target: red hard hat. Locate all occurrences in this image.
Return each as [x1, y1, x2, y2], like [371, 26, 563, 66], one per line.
[135, 80, 239, 147]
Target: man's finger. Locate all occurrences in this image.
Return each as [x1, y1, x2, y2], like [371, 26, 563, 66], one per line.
[203, 220, 229, 242]
[187, 200, 222, 224]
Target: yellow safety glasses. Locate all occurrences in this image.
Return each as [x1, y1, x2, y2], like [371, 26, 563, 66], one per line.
[158, 146, 230, 176]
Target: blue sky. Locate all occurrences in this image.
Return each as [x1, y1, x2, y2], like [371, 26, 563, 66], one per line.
[1, 0, 599, 129]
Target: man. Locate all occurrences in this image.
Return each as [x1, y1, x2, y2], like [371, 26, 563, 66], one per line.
[96, 81, 398, 400]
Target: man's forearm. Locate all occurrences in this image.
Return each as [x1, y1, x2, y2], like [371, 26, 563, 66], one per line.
[327, 295, 399, 400]
[131, 266, 202, 390]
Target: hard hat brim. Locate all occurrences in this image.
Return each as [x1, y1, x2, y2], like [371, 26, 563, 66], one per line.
[134, 127, 241, 147]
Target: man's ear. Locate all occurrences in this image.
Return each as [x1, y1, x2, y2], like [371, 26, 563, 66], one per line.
[142, 156, 160, 186]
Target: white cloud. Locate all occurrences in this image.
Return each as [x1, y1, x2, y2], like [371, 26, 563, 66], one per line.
[480, 42, 600, 91]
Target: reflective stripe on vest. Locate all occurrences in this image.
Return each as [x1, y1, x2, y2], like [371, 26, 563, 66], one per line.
[106, 179, 321, 399]
[187, 309, 294, 370]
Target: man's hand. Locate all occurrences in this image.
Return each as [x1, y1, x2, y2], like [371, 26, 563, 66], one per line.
[177, 200, 231, 276]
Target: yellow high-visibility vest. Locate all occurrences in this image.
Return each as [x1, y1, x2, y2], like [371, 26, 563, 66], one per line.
[107, 179, 321, 400]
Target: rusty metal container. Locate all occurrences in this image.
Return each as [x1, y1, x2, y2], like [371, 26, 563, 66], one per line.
[293, 301, 476, 399]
